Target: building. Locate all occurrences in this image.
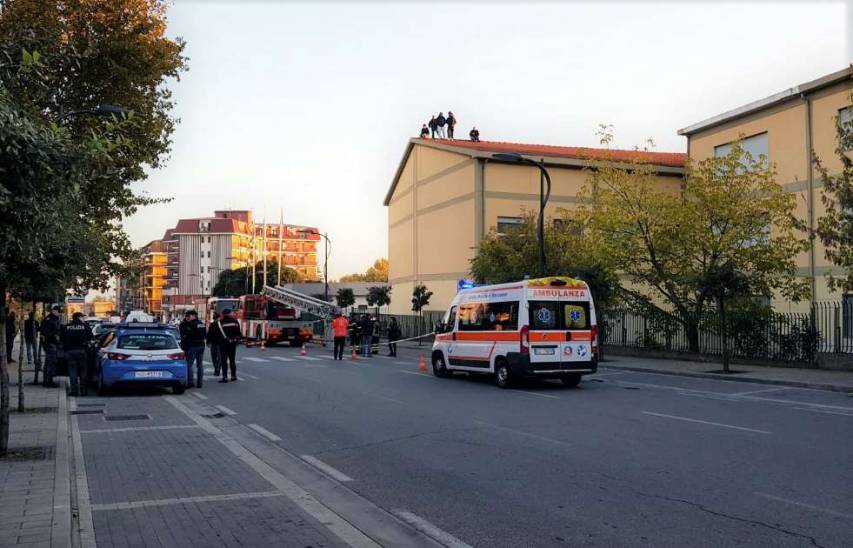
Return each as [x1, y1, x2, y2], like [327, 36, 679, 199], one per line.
[384, 138, 686, 314]
[141, 239, 168, 315]
[279, 282, 389, 311]
[678, 66, 853, 309]
[115, 275, 143, 315]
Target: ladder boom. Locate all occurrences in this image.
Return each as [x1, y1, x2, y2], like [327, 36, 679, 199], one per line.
[261, 285, 341, 319]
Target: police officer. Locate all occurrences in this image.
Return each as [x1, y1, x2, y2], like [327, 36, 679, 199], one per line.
[206, 311, 222, 376]
[216, 309, 241, 383]
[179, 310, 206, 388]
[39, 305, 62, 388]
[63, 312, 93, 396]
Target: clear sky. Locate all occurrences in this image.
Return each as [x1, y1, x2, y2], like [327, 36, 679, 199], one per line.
[124, 0, 849, 279]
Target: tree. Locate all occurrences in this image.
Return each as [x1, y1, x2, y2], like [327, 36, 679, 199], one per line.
[339, 258, 389, 282]
[815, 98, 853, 292]
[411, 284, 433, 344]
[582, 139, 810, 352]
[336, 288, 355, 311]
[212, 261, 302, 297]
[366, 286, 391, 313]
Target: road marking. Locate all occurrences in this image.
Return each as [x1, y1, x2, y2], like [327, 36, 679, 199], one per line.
[474, 420, 572, 449]
[518, 390, 560, 400]
[81, 425, 202, 434]
[372, 394, 405, 405]
[215, 405, 237, 416]
[792, 406, 853, 417]
[393, 361, 410, 365]
[271, 356, 295, 362]
[392, 510, 473, 548]
[398, 370, 431, 377]
[754, 492, 853, 520]
[165, 396, 380, 548]
[92, 491, 285, 511]
[301, 455, 354, 482]
[589, 371, 627, 377]
[248, 423, 282, 442]
[642, 411, 771, 434]
[296, 355, 323, 361]
[729, 387, 792, 396]
[240, 372, 260, 380]
[243, 357, 270, 363]
[191, 392, 208, 400]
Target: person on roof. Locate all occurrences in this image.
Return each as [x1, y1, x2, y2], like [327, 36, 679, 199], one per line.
[428, 115, 437, 138]
[420, 124, 430, 138]
[447, 111, 457, 139]
[435, 112, 447, 138]
[469, 126, 480, 142]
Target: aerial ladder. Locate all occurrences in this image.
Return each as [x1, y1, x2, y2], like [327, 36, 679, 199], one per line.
[261, 285, 341, 344]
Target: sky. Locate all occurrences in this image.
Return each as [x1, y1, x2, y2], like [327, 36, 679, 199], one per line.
[124, 0, 850, 279]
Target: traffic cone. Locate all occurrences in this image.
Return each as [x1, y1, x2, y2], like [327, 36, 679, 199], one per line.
[350, 347, 358, 361]
[418, 354, 427, 373]
[300, 344, 307, 356]
[260, 340, 266, 352]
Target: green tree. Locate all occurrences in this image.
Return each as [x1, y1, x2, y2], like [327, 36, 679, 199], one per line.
[815, 97, 853, 291]
[336, 288, 355, 311]
[581, 139, 810, 352]
[366, 286, 391, 313]
[411, 284, 433, 344]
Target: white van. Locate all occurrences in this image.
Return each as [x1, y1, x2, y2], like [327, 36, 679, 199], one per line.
[432, 276, 598, 388]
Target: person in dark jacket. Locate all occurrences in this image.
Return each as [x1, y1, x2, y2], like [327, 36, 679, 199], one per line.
[216, 309, 241, 382]
[62, 312, 93, 396]
[179, 310, 207, 388]
[39, 306, 61, 388]
[206, 312, 222, 376]
[24, 312, 38, 367]
[387, 317, 401, 357]
[469, 126, 480, 142]
[359, 315, 373, 357]
[428, 115, 437, 138]
[420, 124, 430, 138]
[447, 111, 457, 139]
[5, 310, 16, 363]
[436, 112, 447, 138]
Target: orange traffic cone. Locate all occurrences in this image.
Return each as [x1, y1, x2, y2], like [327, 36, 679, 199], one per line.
[260, 340, 266, 352]
[350, 347, 358, 361]
[418, 354, 427, 373]
[300, 344, 307, 356]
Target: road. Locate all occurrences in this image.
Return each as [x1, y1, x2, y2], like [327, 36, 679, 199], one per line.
[176, 342, 851, 547]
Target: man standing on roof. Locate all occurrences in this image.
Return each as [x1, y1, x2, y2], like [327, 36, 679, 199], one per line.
[436, 112, 447, 138]
[217, 308, 241, 382]
[63, 312, 92, 397]
[428, 115, 437, 138]
[39, 305, 61, 388]
[447, 111, 456, 139]
[179, 310, 206, 388]
[331, 312, 349, 360]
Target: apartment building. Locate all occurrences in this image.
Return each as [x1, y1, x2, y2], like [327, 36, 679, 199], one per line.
[678, 66, 853, 309]
[141, 239, 168, 315]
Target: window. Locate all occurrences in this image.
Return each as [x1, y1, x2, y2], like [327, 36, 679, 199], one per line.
[714, 132, 769, 169]
[117, 334, 177, 350]
[445, 306, 457, 331]
[496, 216, 524, 235]
[207, 251, 211, 258]
[200, 251, 204, 258]
[839, 106, 853, 151]
[840, 106, 853, 127]
[458, 303, 485, 331]
[529, 301, 591, 330]
[458, 301, 519, 331]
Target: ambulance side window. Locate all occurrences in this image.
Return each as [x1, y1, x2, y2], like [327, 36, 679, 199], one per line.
[482, 301, 518, 331]
[458, 303, 485, 331]
[445, 306, 457, 332]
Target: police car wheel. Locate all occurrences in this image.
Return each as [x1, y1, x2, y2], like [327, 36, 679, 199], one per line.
[561, 374, 582, 388]
[432, 354, 449, 378]
[172, 383, 186, 395]
[494, 360, 511, 388]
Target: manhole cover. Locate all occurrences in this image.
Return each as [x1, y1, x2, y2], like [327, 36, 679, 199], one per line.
[201, 412, 226, 419]
[10, 406, 57, 414]
[71, 409, 103, 415]
[104, 414, 150, 422]
[0, 446, 54, 462]
[77, 403, 106, 407]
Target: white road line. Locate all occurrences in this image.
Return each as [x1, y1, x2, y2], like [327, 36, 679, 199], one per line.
[92, 491, 285, 511]
[300, 455, 354, 482]
[240, 372, 260, 380]
[792, 407, 853, 417]
[518, 390, 560, 400]
[642, 411, 771, 434]
[271, 356, 295, 362]
[474, 420, 572, 449]
[392, 510, 473, 548]
[81, 424, 203, 434]
[393, 361, 411, 365]
[398, 370, 431, 377]
[754, 492, 853, 520]
[243, 357, 270, 363]
[729, 387, 792, 396]
[215, 405, 238, 416]
[372, 394, 405, 405]
[191, 392, 208, 400]
[248, 423, 282, 442]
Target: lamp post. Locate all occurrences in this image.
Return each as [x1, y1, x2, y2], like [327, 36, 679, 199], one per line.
[491, 153, 552, 277]
[299, 230, 331, 303]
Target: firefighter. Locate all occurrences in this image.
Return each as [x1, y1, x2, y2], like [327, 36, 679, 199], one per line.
[331, 312, 349, 360]
[63, 312, 92, 396]
[39, 305, 62, 388]
[216, 308, 241, 383]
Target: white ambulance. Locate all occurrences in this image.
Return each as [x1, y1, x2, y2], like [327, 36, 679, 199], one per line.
[432, 277, 598, 388]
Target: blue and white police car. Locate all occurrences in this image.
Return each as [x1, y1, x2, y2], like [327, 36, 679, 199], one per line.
[94, 323, 188, 395]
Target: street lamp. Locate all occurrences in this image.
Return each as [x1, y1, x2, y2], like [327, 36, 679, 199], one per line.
[299, 229, 331, 303]
[491, 152, 552, 277]
[57, 104, 130, 123]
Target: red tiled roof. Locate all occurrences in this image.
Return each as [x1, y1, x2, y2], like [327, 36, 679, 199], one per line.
[423, 138, 687, 168]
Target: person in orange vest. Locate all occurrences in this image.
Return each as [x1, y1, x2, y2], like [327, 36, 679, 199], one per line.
[331, 312, 349, 360]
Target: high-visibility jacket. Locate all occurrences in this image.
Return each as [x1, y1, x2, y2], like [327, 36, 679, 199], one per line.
[332, 317, 349, 337]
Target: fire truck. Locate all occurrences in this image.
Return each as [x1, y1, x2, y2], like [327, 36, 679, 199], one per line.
[233, 294, 314, 347]
[207, 297, 240, 324]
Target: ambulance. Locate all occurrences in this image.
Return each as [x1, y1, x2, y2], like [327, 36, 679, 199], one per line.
[432, 276, 598, 388]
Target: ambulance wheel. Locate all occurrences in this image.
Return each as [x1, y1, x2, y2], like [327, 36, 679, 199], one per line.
[561, 374, 582, 388]
[432, 353, 449, 378]
[494, 359, 512, 389]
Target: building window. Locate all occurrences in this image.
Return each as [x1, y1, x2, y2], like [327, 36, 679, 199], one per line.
[496, 216, 524, 235]
[714, 132, 769, 168]
[207, 251, 211, 258]
[839, 106, 853, 151]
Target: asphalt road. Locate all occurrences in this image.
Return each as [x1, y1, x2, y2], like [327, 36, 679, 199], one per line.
[178, 342, 852, 548]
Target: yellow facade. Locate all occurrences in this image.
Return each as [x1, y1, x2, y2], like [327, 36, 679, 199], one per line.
[680, 67, 853, 310]
[143, 240, 168, 314]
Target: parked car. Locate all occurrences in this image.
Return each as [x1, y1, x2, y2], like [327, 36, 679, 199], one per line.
[93, 323, 188, 395]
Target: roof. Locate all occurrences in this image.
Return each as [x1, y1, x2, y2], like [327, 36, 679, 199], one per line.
[384, 138, 687, 205]
[678, 65, 853, 136]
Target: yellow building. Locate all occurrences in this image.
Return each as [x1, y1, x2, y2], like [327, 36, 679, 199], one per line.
[678, 66, 853, 309]
[142, 239, 167, 315]
[384, 138, 686, 315]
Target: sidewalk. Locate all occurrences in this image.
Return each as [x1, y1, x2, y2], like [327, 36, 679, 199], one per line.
[602, 354, 853, 392]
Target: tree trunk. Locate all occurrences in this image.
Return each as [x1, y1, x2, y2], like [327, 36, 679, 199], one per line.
[0, 283, 9, 457]
[17, 301, 24, 412]
[719, 296, 730, 374]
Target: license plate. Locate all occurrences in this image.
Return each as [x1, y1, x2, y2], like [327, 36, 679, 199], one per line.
[533, 347, 555, 355]
[135, 371, 163, 378]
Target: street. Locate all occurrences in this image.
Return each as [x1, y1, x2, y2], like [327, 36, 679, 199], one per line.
[74, 343, 853, 548]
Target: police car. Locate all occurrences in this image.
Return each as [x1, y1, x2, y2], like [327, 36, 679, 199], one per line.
[94, 323, 188, 395]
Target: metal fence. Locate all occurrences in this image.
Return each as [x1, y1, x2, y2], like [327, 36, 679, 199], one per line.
[309, 310, 445, 343]
[600, 301, 853, 363]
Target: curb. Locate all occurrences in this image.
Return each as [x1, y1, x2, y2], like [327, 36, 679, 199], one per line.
[51, 378, 73, 548]
[600, 364, 853, 393]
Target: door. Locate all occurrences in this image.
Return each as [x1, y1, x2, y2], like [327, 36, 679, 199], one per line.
[559, 301, 593, 365]
[449, 303, 493, 369]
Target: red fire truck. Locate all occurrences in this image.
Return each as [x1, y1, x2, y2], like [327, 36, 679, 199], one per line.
[234, 294, 314, 347]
